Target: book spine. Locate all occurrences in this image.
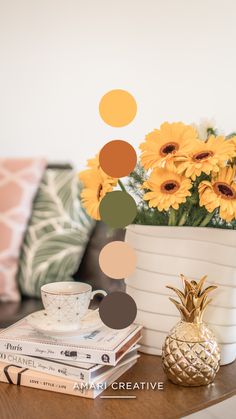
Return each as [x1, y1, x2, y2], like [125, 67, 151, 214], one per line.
[0, 362, 97, 399]
[0, 352, 91, 383]
[0, 340, 116, 366]
[0, 360, 137, 399]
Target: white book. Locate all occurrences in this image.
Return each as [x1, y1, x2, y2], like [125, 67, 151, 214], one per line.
[0, 358, 138, 399]
[0, 344, 140, 383]
[0, 318, 142, 366]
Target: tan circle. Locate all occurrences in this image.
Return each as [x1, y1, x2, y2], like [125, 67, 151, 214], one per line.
[99, 241, 136, 279]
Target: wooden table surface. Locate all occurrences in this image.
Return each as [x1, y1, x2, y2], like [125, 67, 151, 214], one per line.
[0, 354, 236, 419]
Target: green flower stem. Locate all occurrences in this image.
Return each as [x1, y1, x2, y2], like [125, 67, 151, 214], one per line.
[178, 211, 188, 226]
[207, 128, 217, 138]
[118, 179, 127, 192]
[199, 211, 215, 227]
[178, 198, 195, 226]
[226, 132, 236, 139]
[168, 208, 177, 226]
[192, 214, 205, 226]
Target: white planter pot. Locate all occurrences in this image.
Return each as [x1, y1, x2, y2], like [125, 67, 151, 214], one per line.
[125, 225, 236, 365]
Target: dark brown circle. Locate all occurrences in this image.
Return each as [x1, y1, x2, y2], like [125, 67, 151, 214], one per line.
[99, 292, 137, 329]
[99, 140, 137, 178]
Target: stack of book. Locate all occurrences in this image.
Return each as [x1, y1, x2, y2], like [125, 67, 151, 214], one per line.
[0, 317, 142, 398]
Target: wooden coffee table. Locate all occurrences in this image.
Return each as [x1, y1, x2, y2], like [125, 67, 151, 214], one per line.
[0, 354, 235, 419]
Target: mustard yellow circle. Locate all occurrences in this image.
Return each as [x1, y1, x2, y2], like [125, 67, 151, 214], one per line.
[99, 89, 137, 127]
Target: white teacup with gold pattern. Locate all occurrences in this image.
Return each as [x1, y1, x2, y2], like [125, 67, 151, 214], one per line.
[41, 281, 107, 330]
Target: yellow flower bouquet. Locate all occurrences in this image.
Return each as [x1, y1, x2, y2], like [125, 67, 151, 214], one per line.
[79, 121, 236, 228]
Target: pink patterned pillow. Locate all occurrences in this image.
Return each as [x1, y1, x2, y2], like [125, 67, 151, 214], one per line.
[0, 158, 46, 301]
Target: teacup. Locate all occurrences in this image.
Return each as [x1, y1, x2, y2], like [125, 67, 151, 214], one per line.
[41, 282, 107, 330]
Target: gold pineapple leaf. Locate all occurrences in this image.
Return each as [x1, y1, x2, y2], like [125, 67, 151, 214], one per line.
[200, 285, 217, 297]
[191, 280, 198, 286]
[188, 307, 200, 322]
[180, 274, 193, 296]
[201, 298, 213, 315]
[166, 286, 186, 305]
[167, 274, 217, 322]
[169, 297, 190, 320]
[190, 280, 198, 291]
[199, 294, 208, 311]
[196, 275, 208, 295]
[185, 292, 195, 313]
[194, 293, 207, 309]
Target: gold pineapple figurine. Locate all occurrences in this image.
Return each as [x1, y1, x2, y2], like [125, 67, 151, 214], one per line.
[162, 274, 220, 386]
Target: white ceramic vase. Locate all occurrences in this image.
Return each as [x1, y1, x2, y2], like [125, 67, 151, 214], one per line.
[125, 225, 236, 365]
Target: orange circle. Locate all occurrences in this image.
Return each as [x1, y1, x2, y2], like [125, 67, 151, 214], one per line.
[99, 140, 137, 178]
[99, 241, 136, 279]
[99, 89, 137, 127]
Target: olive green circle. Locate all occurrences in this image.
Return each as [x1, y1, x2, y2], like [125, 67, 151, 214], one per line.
[99, 191, 137, 229]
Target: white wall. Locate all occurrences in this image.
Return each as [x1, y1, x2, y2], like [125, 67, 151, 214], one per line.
[0, 0, 236, 169]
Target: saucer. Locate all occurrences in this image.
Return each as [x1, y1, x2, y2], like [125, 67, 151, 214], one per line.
[26, 309, 103, 337]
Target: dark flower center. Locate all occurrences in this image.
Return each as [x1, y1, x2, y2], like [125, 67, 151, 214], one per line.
[161, 180, 180, 194]
[192, 150, 214, 161]
[213, 182, 236, 200]
[160, 142, 179, 156]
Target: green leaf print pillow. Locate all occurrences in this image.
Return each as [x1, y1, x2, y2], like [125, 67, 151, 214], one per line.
[17, 169, 95, 297]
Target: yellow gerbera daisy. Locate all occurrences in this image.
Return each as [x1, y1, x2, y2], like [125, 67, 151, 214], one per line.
[79, 156, 117, 220]
[79, 154, 100, 184]
[199, 166, 236, 222]
[229, 136, 236, 155]
[140, 122, 198, 170]
[177, 135, 235, 180]
[142, 167, 192, 211]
